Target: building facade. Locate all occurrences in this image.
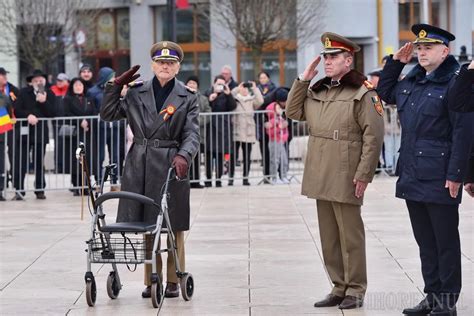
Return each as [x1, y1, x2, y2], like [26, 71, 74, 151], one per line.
[2, 0, 473, 88]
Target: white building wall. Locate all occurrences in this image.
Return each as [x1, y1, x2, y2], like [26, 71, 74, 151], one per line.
[297, 0, 379, 82]
[451, 0, 473, 57]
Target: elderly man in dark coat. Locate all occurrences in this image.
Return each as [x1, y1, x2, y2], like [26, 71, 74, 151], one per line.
[101, 41, 199, 298]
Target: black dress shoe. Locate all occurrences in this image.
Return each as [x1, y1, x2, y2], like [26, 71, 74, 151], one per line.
[314, 294, 344, 307]
[142, 286, 151, 298]
[403, 298, 432, 315]
[190, 183, 204, 189]
[204, 181, 212, 187]
[339, 295, 364, 309]
[430, 305, 456, 316]
[228, 180, 234, 186]
[36, 193, 46, 200]
[243, 179, 250, 186]
[216, 181, 222, 187]
[164, 282, 180, 298]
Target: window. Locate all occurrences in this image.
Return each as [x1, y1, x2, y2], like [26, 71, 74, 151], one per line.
[237, 43, 297, 87]
[78, 9, 131, 75]
[398, 0, 450, 47]
[155, 4, 211, 91]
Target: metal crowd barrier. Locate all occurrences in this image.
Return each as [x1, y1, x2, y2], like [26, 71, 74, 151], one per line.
[0, 107, 399, 195]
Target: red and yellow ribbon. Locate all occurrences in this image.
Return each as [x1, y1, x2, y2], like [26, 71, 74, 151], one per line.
[159, 105, 176, 121]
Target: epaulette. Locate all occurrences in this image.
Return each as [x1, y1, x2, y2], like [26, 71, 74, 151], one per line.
[128, 80, 144, 88]
[363, 80, 375, 90]
[185, 86, 197, 94]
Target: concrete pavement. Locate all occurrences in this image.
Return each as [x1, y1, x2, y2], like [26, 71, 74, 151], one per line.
[0, 175, 473, 315]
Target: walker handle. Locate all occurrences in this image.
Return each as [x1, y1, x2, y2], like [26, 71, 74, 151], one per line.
[94, 191, 159, 209]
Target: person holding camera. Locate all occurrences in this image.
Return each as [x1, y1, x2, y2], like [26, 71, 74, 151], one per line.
[204, 75, 237, 187]
[13, 69, 56, 200]
[229, 81, 263, 185]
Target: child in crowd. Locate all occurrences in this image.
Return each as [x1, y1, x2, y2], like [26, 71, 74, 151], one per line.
[265, 99, 289, 184]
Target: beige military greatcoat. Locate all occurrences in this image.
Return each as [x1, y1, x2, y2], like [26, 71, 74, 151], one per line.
[286, 70, 384, 206]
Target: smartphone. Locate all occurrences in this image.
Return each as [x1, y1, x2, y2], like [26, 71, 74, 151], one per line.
[242, 82, 252, 88]
[37, 84, 45, 94]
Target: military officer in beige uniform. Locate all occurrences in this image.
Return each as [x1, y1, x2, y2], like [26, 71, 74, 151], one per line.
[286, 33, 384, 309]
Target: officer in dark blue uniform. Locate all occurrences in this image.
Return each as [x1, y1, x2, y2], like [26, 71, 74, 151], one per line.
[378, 24, 473, 316]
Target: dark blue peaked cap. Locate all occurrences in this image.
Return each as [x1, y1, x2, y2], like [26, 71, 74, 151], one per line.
[411, 24, 455, 46]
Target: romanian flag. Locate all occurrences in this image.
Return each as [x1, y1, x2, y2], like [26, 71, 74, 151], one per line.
[0, 107, 13, 134]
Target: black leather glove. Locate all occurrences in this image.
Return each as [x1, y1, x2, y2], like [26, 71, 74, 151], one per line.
[114, 65, 141, 86]
[173, 155, 188, 179]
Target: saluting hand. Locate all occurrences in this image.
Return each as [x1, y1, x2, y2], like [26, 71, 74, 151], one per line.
[353, 179, 368, 199]
[445, 180, 461, 199]
[301, 56, 321, 81]
[114, 65, 141, 86]
[393, 43, 414, 64]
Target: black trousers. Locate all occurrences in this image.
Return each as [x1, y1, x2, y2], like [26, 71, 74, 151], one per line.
[258, 134, 270, 177]
[13, 137, 47, 194]
[0, 134, 5, 191]
[406, 200, 461, 305]
[205, 151, 224, 183]
[190, 144, 204, 182]
[230, 141, 252, 179]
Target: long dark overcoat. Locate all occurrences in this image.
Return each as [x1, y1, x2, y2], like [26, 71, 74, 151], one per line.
[101, 78, 199, 231]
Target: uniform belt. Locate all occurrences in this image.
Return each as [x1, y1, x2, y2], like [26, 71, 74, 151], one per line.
[133, 137, 179, 148]
[309, 129, 361, 142]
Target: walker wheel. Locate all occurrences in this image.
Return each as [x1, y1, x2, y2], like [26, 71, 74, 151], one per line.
[106, 271, 121, 299]
[85, 279, 97, 307]
[180, 273, 194, 301]
[151, 280, 163, 308]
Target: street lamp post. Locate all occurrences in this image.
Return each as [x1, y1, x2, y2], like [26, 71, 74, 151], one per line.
[167, 0, 177, 42]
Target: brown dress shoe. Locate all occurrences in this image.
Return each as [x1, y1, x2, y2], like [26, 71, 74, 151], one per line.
[164, 282, 180, 298]
[339, 295, 364, 309]
[314, 294, 344, 307]
[141, 286, 151, 298]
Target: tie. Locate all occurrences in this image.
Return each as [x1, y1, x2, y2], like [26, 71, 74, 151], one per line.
[331, 80, 340, 87]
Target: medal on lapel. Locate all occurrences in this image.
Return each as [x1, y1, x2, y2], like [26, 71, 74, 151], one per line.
[159, 104, 176, 121]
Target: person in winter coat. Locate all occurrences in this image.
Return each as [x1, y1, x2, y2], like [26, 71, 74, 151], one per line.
[101, 41, 199, 298]
[265, 100, 289, 184]
[0, 67, 20, 201]
[286, 32, 384, 310]
[377, 24, 473, 316]
[88, 67, 125, 188]
[79, 64, 94, 90]
[229, 81, 263, 185]
[204, 75, 237, 187]
[12, 69, 57, 200]
[62, 78, 96, 195]
[185, 75, 211, 189]
[447, 59, 474, 198]
[50, 73, 70, 97]
[257, 71, 277, 96]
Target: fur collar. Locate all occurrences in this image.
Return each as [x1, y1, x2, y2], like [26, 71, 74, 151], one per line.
[405, 55, 460, 83]
[311, 69, 367, 92]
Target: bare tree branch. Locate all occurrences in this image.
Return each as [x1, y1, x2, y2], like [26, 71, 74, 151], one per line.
[0, 0, 102, 70]
[207, 0, 326, 76]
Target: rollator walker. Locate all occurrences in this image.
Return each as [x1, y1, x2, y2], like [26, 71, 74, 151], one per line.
[76, 144, 194, 309]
